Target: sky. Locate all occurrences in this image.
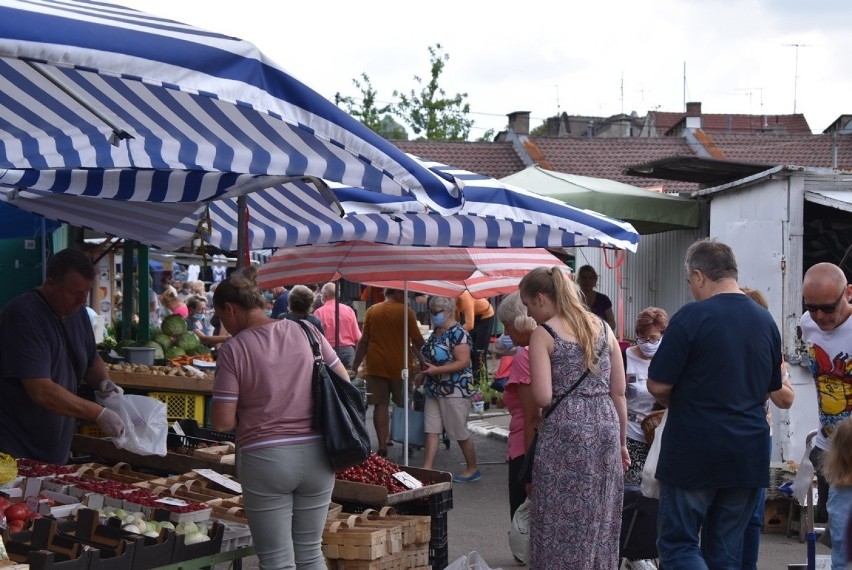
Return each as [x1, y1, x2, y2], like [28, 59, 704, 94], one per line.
[120, 0, 852, 139]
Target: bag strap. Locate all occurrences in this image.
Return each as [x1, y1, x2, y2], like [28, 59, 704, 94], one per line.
[540, 318, 606, 420]
[294, 318, 322, 362]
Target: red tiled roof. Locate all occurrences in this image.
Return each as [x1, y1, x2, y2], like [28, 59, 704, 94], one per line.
[661, 113, 811, 136]
[647, 112, 684, 133]
[529, 137, 699, 192]
[708, 133, 852, 168]
[391, 140, 526, 180]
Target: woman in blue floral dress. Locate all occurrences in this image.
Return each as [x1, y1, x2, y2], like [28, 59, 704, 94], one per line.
[414, 295, 481, 483]
[519, 267, 630, 569]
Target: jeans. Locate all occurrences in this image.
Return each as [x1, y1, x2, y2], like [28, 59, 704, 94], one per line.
[810, 446, 830, 523]
[740, 487, 764, 570]
[658, 484, 760, 570]
[239, 442, 334, 570]
[827, 486, 852, 570]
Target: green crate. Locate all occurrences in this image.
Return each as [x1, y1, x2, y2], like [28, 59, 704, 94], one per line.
[149, 392, 206, 423]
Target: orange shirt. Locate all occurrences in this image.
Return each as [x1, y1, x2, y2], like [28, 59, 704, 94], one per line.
[361, 300, 424, 379]
[456, 291, 494, 331]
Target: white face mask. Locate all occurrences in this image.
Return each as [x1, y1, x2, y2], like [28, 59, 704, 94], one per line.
[637, 338, 661, 358]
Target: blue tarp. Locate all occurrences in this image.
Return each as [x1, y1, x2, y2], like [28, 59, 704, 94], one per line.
[0, 202, 59, 239]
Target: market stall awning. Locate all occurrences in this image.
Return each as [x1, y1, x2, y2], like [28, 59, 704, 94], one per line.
[501, 165, 700, 234]
[0, 158, 640, 252]
[0, 0, 461, 213]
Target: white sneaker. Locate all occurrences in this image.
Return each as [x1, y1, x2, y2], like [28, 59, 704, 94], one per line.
[626, 560, 657, 570]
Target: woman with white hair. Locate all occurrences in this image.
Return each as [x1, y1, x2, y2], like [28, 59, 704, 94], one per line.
[415, 295, 480, 483]
[495, 291, 541, 519]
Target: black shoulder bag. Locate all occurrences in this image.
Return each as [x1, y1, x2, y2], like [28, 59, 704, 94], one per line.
[517, 320, 606, 485]
[295, 320, 370, 471]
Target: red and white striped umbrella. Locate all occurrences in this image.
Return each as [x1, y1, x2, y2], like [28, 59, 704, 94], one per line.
[364, 264, 572, 299]
[257, 241, 566, 288]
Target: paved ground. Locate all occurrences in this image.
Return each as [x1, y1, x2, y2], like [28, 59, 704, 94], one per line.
[228, 408, 832, 569]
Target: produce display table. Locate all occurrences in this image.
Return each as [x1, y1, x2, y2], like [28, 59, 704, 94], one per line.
[70, 434, 237, 477]
[110, 370, 213, 395]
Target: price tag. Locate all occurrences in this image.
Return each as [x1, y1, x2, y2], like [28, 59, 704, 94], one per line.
[171, 421, 185, 436]
[192, 469, 243, 494]
[155, 497, 188, 507]
[392, 471, 422, 490]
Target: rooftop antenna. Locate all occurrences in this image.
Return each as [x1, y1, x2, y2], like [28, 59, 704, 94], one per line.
[785, 43, 812, 113]
[555, 84, 561, 115]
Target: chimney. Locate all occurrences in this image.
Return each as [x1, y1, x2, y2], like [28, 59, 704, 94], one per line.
[686, 102, 702, 116]
[546, 117, 561, 137]
[507, 111, 531, 136]
[685, 101, 702, 130]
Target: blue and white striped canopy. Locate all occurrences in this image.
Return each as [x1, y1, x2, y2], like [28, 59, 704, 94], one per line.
[0, 0, 461, 212]
[0, 157, 640, 252]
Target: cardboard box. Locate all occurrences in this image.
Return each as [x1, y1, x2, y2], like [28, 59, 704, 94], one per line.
[763, 497, 793, 534]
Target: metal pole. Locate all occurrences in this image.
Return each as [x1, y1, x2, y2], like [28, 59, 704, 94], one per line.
[237, 196, 248, 269]
[137, 244, 150, 342]
[403, 282, 410, 467]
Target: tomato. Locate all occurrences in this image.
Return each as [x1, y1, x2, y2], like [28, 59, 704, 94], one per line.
[0, 497, 10, 512]
[4, 503, 30, 522]
[8, 519, 25, 532]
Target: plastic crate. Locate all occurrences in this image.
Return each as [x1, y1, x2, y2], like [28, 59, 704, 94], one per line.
[429, 535, 449, 570]
[166, 429, 222, 452]
[176, 419, 236, 443]
[78, 422, 107, 438]
[430, 511, 448, 545]
[149, 392, 205, 423]
[218, 520, 254, 553]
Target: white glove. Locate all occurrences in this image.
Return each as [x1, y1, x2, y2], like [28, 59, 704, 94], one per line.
[96, 379, 124, 400]
[96, 407, 125, 438]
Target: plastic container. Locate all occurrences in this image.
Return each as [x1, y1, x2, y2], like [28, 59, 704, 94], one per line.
[149, 392, 206, 423]
[123, 347, 155, 366]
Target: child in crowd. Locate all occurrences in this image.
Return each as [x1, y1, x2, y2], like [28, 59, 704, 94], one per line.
[823, 417, 852, 570]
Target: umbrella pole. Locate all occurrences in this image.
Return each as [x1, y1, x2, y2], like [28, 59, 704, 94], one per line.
[403, 282, 410, 467]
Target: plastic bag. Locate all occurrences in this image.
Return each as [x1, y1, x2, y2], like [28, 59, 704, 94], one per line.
[99, 394, 168, 456]
[790, 443, 816, 506]
[508, 497, 531, 564]
[445, 551, 502, 570]
[640, 409, 668, 499]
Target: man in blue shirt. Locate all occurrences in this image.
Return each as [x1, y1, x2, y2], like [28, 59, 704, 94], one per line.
[648, 238, 782, 569]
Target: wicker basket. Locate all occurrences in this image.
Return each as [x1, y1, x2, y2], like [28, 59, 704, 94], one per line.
[641, 410, 666, 446]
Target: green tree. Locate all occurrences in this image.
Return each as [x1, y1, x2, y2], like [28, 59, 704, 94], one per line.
[392, 44, 474, 141]
[334, 73, 391, 133]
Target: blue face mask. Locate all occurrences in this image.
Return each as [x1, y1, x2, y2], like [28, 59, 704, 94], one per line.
[431, 311, 446, 328]
[264, 309, 273, 318]
[192, 313, 205, 320]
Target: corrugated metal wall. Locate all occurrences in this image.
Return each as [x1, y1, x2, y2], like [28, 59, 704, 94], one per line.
[573, 228, 707, 339]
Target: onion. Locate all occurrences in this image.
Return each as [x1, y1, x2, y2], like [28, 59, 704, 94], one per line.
[159, 521, 175, 530]
[122, 524, 141, 534]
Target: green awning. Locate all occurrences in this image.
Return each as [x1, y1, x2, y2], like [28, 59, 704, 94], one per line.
[500, 166, 700, 235]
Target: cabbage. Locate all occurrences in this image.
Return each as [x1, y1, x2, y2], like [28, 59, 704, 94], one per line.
[176, 332, 201, 350]
[161, 314, 188, 336]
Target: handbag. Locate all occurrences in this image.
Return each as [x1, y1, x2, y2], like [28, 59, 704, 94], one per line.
[516, 321, 605, 485]
[295, 320, 371, 471]
[640, 409, 668, 499]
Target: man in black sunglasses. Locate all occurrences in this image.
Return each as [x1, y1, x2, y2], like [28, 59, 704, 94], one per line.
[799, 262, 852, 523]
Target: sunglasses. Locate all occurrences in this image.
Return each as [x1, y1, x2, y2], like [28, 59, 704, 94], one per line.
[803, 290, 847, 314]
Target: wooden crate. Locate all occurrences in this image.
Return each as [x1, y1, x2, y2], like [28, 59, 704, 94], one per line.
[332, 467, 451, 506]
[323, 516, 387, 561]
[328, 513, 402, 555]
[402, 544, 429, 568]
[332, 552, 403, 570]
[361, 506, 430, 546]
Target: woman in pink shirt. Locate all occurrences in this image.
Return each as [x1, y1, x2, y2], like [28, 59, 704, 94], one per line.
[210, 272, 348, 570]
[495, 291, 541, 519]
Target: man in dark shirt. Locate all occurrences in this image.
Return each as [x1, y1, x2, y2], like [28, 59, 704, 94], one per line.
[648, 239, 782, 568]
[0, 248, 125, 464]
